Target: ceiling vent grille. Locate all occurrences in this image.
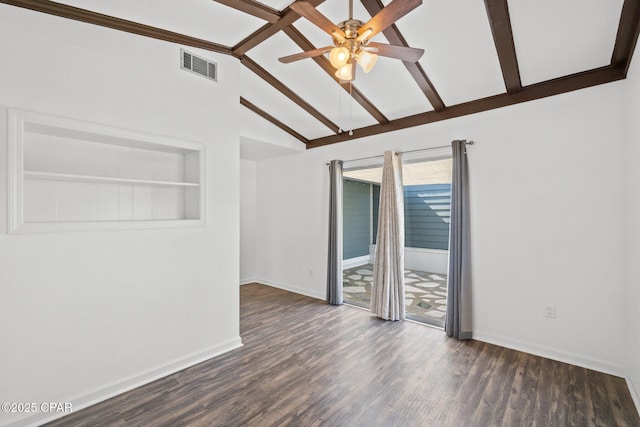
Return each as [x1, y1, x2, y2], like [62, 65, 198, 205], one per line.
[181, 49, 217, 82]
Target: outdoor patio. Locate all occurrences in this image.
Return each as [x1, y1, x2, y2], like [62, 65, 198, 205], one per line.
[342, 264, 447, 327]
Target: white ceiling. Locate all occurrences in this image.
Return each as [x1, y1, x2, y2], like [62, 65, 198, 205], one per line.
[509, 0, 624, 85]
[45, 0, 632, 159]
[58, 0, 267, 46]
[398, 0, 507, 106]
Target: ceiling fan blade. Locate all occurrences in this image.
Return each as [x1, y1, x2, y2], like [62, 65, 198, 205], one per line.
[367, 42, 424, 62]
[357, 0, 422, 41]
[290, 1, 346, 39]
[279, 46, 333, 63]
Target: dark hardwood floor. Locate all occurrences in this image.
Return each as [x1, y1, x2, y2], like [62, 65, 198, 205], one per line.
[46, 283, 640, 426]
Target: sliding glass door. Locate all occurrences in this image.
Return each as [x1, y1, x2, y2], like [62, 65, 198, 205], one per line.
[341, 156, 452, 327]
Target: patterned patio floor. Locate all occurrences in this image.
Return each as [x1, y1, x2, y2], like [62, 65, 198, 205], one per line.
[342, 264, 447, 327]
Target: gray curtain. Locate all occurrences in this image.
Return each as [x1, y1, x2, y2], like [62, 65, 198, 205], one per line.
[445, 140, 472, 339]
[371, 151, 405, 321]
[327, 160, 344, 305]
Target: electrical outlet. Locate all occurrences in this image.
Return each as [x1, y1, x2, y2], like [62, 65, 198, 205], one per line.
[309, 269, 313, 278]
[545, 304, 556, 319]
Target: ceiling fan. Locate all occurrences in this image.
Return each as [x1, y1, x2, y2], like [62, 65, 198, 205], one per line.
[279, 0, 424, 82]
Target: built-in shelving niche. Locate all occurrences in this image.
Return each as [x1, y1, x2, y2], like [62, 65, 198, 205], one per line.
[8, 109, 206, 233]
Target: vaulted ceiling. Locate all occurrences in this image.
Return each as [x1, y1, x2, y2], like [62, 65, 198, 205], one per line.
[3, 0, 640, 151]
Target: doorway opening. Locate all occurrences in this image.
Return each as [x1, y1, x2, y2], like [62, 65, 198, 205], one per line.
[342, 157, 452, 327]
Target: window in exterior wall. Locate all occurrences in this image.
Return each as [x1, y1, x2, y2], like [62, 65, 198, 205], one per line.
[403, 183, 451, 250]
[402, 158, 452, 251]
[370, 170, 452, 250]
[371, 183, 452, 250]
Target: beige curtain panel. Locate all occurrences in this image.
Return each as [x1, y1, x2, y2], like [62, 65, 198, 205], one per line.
[371, 151, 405, 321]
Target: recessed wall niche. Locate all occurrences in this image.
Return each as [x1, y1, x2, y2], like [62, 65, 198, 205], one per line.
[8, 109, 206, 233]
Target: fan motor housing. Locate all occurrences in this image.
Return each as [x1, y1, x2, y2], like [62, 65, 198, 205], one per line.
[337, 19, 364, 40]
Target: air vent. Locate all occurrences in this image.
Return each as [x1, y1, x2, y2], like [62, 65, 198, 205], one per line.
[181, 49, 217, 82]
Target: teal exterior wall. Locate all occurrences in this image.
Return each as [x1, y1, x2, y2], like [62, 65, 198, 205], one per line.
[404, 184, 451, 250]
[343, 179, 371, 260]
[373, 185, 380, 245]
[344, 179, 451, 259]
[372, 183, 451, 251]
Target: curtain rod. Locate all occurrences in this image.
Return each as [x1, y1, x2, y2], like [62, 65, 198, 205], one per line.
[328, 140, 474, 166]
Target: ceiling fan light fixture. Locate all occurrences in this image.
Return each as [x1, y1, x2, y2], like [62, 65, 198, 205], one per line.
[335, 62, 353, 81]
[357, 50, 377, 73]
[280, 0, 424, 82]
[329, 47, 350, 68]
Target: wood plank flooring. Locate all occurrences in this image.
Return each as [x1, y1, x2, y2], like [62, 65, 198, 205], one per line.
[46, 283, 640, 426]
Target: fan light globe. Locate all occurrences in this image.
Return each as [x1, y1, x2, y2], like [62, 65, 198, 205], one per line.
[335, 63, 353, 81]
[357, 51, 378, 73]
[329, 47, 350, 68]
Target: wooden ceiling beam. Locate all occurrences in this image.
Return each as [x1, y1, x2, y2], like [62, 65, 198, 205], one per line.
[5, 0, 634, 151]
[214, 0, 280, 23]
[484, 0, 522, 94]
[240, 97, 309, 144]
[404, 61, 445, 112]
[360, 0, 445, 111]
[232, 0, 325, 56]
[306, 66, 624, 149]
[283, 26, 389, 125]
[241, 56, 340, 133]
[611, 0, 640, 75]
[0, 0, 233, 56]
[233, 18, 291, 56]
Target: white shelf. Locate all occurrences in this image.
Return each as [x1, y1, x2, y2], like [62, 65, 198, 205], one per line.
[24, 171, 201, 188]
[8, 108, 207, 233]
[15, 219, 204, 234]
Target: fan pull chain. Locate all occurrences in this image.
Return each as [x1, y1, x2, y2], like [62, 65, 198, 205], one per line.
[337, 82, 343, 133]
[349, 81, 353, 136]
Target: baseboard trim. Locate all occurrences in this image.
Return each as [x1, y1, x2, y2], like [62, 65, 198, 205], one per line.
[627, 375, 640, 417]
[240, 277, 257, 285]
[342, 255, 370, 269]
[7, 337, 242, 427]
[253, 277, 325, 301]
[473, 331, 624, 377]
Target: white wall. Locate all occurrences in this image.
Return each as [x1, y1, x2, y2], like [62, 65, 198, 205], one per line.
[368, 245, 449, 275]
[0, 7, 241, 426]
[255, 80, 629, 374]
[240, 159, 257, 284]
[625, 46, 640, 409]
